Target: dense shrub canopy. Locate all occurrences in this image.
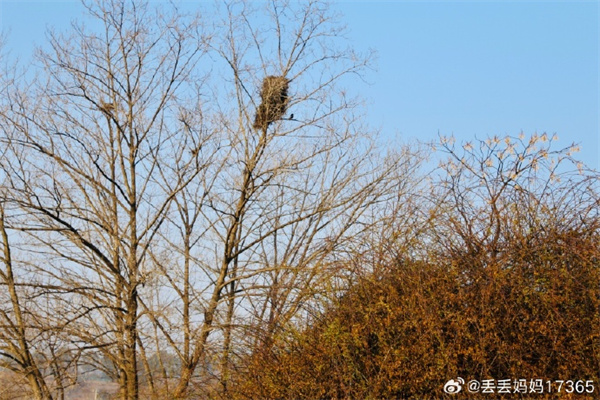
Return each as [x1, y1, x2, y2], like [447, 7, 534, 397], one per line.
[233, 229, 600, 399]
[231, 135, 600, 399]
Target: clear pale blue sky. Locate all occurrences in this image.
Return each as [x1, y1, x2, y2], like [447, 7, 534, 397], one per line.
[1, 1, 598, 169]
[338, 1, 599, 169]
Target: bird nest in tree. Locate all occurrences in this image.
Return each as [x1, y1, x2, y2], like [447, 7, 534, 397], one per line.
[253, 76, 289, 131]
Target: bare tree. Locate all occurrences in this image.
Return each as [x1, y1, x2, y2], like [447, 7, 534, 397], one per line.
[428, 133, 598, 260]
[0, 201, 54, 400]
[135, 1, 417, 398]
[0, 1, 423, 399]
[0, 1, 209, 399]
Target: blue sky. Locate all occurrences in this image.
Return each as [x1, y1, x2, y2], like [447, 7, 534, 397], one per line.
[338, 1, 598, 169]
[1, 0, 598, 168]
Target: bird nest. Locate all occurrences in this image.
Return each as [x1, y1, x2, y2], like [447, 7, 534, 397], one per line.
[253, 76, 289, 131]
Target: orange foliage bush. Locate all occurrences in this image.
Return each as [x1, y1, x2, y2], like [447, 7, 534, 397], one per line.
[233, 228, 599, 399]
[230, 135, 600, 399]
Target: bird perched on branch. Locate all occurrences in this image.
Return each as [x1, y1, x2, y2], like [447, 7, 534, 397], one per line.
[253, 76, 290, 131]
